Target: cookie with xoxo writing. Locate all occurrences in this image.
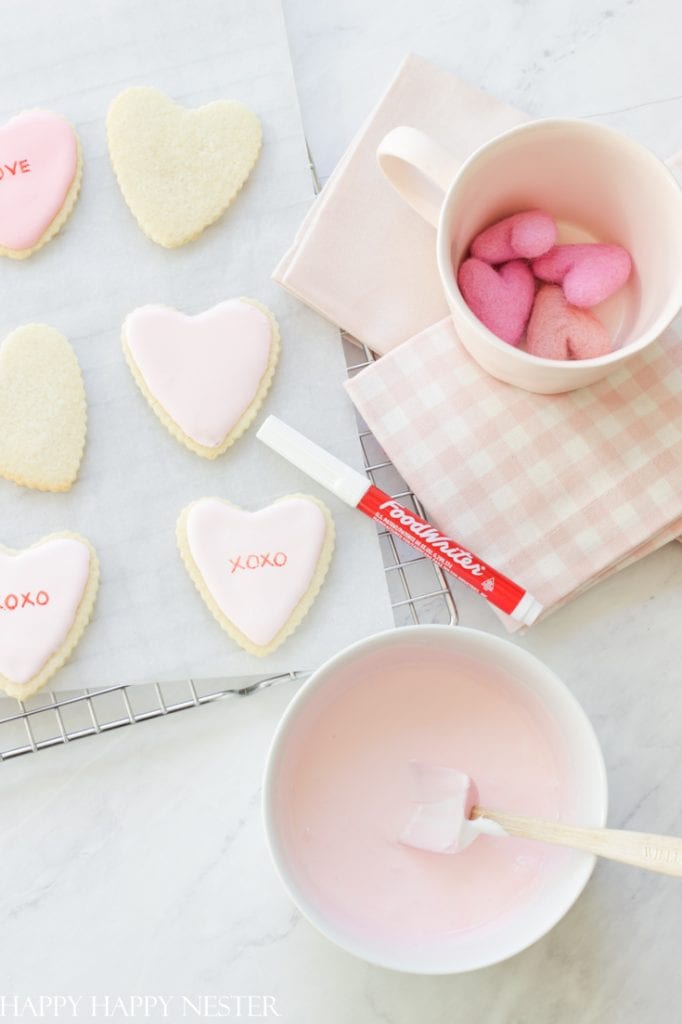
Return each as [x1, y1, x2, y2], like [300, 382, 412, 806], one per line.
[177, 495, 335, 656]
[0, 533, 99, 699]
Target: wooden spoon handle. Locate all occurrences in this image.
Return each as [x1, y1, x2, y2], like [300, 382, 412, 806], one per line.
[473, 807, 682, 877]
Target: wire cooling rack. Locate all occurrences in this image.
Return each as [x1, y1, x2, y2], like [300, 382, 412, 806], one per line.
[0, 154, 458, 762]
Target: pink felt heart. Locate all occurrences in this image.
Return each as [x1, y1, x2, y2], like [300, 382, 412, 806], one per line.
[532, 243, 632, 307]
[470, 210, 556, 263]
[526, 285, 613, 361]
[0, 111, 79, 252]
[180, 496, 333, 651]
[0, 537, 92, 687]
[124, 299, 278, 455]
[457, 258, 536, 345]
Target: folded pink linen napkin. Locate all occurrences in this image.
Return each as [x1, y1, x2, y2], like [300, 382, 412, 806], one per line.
[274, 53, 526, 355]
[275, 52, 682, 626]
[345, 318, 682, 629]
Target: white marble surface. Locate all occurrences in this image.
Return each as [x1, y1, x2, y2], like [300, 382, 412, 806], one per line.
[3, 1, 682, 1021]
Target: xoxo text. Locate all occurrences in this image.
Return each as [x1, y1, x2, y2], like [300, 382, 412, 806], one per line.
[0, 590, 50, 611]
[229, 552, 288, 574]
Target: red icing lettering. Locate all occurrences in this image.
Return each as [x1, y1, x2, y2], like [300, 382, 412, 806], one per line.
[0, 159, 32, 182]
[228, 552, 288, 573]
[0, 589, 50, 610]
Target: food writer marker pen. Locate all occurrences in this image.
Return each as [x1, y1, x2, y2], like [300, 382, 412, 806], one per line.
[256, 416, 543, 627]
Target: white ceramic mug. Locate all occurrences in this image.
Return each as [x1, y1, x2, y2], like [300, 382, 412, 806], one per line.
[263, 625, 607, 973]
[377, 119, 682, 393]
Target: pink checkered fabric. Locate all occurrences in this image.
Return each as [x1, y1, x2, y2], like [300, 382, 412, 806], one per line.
[345, 318, 682, 629]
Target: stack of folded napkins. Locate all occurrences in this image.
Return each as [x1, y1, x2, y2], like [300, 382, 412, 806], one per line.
[274, 54, 682, 629]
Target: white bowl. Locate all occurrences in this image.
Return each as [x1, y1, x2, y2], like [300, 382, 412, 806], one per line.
[263, 625, 608, 973]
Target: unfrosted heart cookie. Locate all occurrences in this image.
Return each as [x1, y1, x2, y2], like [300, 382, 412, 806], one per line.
[457, 258, 536, 345]
[0, 110, 82, 259]
[122, 298, 279, 458]
[526, 285, 613, 360]
[177, 495, 335, 656]
[107, 87, 262, 247]
[0, 325, 87, 491]
[532, 243, 632, 307]
[0, 533, 99, 699]
[471, 210, 556, 263]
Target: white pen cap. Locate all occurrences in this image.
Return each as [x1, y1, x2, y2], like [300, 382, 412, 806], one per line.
[257, 415, 370, 507]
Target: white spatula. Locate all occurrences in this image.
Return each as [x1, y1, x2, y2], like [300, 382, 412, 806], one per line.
[401, 762, 682, 877]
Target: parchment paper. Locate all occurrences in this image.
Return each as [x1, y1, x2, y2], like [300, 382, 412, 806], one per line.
[0, 0, 393, 689]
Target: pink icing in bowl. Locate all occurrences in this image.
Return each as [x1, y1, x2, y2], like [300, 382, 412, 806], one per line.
[263, 626, 607, 973]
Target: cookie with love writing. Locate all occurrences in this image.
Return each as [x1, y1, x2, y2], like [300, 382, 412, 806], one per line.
[177, 495, 335, 656]
[0, 110, 82, 259]
[122, 299, 279, 458]
[0, 533, 99, 699]
[0, 324, 87, 492]
[107, 87, 262, 247]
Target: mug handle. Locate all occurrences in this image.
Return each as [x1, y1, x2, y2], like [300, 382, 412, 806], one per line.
[377, 127, 461, 228]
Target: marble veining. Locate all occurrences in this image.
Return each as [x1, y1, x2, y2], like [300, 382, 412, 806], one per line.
[1, 1, 681, 1021]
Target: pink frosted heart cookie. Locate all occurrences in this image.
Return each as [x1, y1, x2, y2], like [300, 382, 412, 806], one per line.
[0, 111, 82, 259]
[532, 243, 632, 307]
[526, 285, 613, 361]
[457, 258, 536, 345]
[0, 533, 99, 699]
[123, 299, 280, 458]
[470, 210, 556, 263]
[177, 495, 335, 656]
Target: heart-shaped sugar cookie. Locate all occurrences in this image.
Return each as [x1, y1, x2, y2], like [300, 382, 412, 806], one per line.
[0, 110, 82, 259]
[457, 258, 536, 345]
[107, 87, 262, 247]
[526, 285, 613, 361]
[533, 243, 632, 307]
[0, 533, 99, 699]
[177, 496, 335, 656]
[123, 299, 279, 458]
[0, 325, 87, 491]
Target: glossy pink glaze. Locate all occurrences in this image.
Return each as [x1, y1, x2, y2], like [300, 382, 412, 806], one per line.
[126, 300, 273, 448]
[0, 111, 78, 250]
[276, 646, 572, 945]
[0, 538, 91, 684]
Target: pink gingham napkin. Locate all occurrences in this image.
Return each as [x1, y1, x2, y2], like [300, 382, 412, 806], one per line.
[345, 318, 682, 629]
